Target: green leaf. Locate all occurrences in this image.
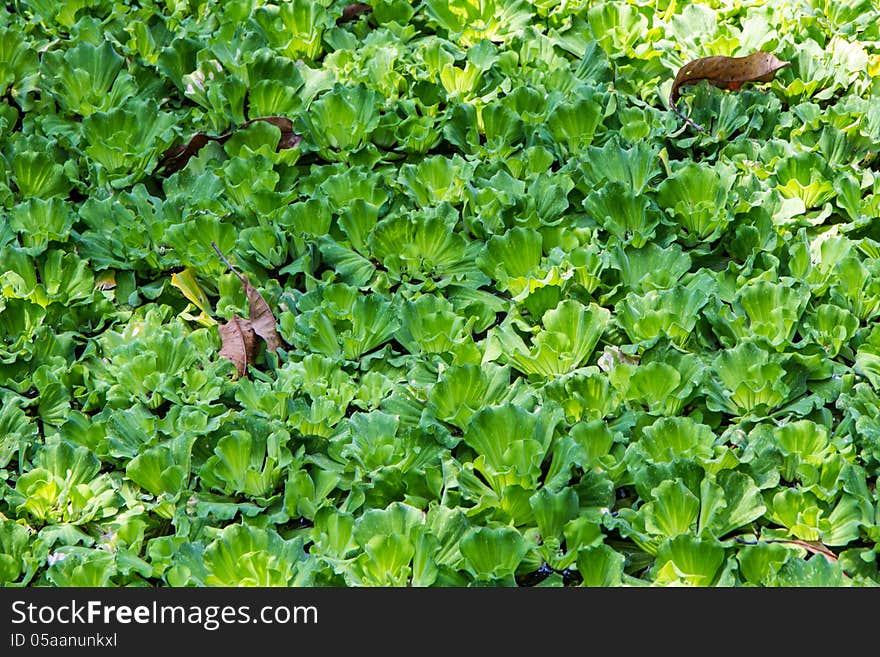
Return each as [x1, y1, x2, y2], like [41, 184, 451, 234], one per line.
[299, 83, 382, 160]
[530, 487, 578, 548]
[587, 2, 649, 58]
[629, 416, 717, 466]
[41, 40, 135, 116]
[774, 151, 835, 209]
[0, 519, 31, 584]
[477, 227, 542, 291]
[33, 364, 71, 427]
[396, 295, 469, 355]
[657, 162, 736, 243]
[737, 278, 809, 347]
[698, 471, 766, 539]
[546, 94, 604, 156]
[11, 151, 71, 199]
[37, 249, 95, 306]
[318, 238, 376, 287]
[339, 411, 402, 471]
[576, 137, 661, 195]
[9, 198, 75, 255]
[577, 544, 625, 587]
[202, 524, 314, 586]
[348, 534, 416, 586]
[427, 363, 513, 430]
[651, 535, 726, 587]
[200, 429, 292, 499]
[0, 26, 39, 100]
[81, 99, 176, 188]
[774, 420, 832, 484]
[824, 495, 872, 546]
[460, 525, 529, 581]
[706, 341, 793, 417]
[776, 555, 849, 587]
[616, 284, 709, 348]
[802, 303, 859, 358]
[569, 419, 616, 466]
[310, 508, 357, 564]
[44, 547, 115, 587]
[126, 435, 195, 499]
[766, 489, 868, 546]
[423, 0, 533, 46]
[0, 391, 37, 468]
[464, 402, 561, 484]
[399, 155, 473, 208]
[583, 181, 660, 247]
[370, 211, 474, 284]
[253, 0, 334, 61]
[736, 541, 790, 586]
[487, 300, 611, 377]
[353, 502, 426, 546]
[641, 480, 700, 539]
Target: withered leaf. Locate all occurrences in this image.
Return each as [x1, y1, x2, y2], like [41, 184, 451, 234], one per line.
[765, 539, 838, 562]
[337, 3, 373, 24]
[669, 51, 791, 132]
[218, 316, 257, 378]
[242, 275, 283, 353]
[211, 242, 284, 354]
[155, 132, 215, 175]
[278, 130, 303, 150]
[155, 116, 301, 176]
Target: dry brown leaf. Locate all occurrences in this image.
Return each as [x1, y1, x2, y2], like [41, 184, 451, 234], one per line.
[155, 116, 300, 176]
[242, 275, 283, 353]
[211, 242, 284, 354]
[218, 316, 257, 378]
[155, 132, 213, 175]
[669, 51, 791, 132]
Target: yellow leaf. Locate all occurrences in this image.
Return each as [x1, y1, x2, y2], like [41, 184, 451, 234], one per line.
[170, 268, 216, 325]
[869, 54, 880, 79]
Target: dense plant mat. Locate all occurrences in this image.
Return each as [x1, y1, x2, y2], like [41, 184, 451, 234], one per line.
[1, 0, 880, 587]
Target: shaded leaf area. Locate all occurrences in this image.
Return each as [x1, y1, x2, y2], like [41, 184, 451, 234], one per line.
[1, 0, 879, 589]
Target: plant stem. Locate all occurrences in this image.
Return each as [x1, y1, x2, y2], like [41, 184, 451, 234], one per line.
[671, 103, 705, 133]
[211, 241, 247, 284]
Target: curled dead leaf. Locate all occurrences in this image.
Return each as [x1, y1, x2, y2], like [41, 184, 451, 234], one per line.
[211, 242, 285, 354]
[218, 316, 257, 378]
[669, 51, 791, 132]
[155, 133, 212, 175]
[242, 276, 283, 353]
